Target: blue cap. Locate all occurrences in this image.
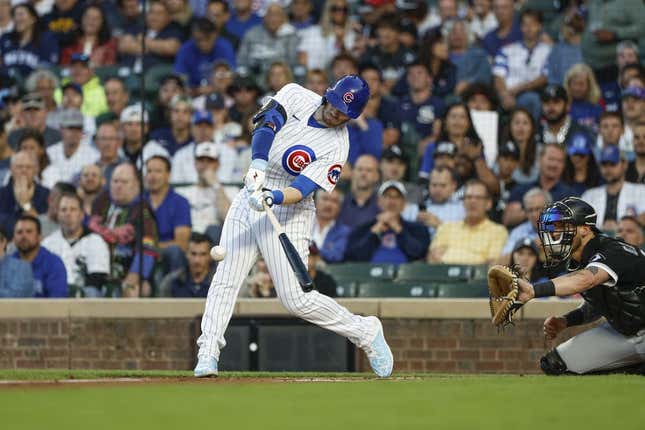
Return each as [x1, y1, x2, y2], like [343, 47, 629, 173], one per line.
[192, 110, 213, 125]
[567, 133, 592, 156]
[70, 53, 90, 64]
[323, 75, 370, 119]
[62, 82, 83, 97]
[622, 86, 645, 100]
[600, 145, 622, 164]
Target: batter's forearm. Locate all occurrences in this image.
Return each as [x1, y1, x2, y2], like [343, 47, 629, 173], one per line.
[279, 187, 304, 205]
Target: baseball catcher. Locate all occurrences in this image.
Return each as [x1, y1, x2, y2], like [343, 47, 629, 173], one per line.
[495, 197, 645, 375]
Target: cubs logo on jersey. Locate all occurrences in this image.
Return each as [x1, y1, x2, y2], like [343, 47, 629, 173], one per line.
[327, 164, 342, 185]
[282, 145, 316, 176]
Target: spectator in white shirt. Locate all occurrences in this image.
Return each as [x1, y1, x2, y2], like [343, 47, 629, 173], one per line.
[405, 166, 465, 238]
[42, 109, 99, 188]
[42, 192, 110, 297]
[171, 110, 216, 185]
[493, 9, 550, 121]
[175, 142, 233, 244]
[469, 0, 497, 41]
[582, 145, 645, 233]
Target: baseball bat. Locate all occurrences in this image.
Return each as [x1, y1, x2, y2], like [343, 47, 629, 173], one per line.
[263, 202, 314, 292]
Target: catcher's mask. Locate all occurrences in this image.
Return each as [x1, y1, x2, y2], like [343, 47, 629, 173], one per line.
[537, 197, 599, 267]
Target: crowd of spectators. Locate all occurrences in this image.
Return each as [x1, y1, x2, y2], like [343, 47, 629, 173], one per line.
[0, 0, 644, 299]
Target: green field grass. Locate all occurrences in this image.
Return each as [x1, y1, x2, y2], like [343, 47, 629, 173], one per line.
[1, 370, 644, 430]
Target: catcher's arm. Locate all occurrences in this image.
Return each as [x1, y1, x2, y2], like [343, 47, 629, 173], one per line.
[518, 266, 611, 302]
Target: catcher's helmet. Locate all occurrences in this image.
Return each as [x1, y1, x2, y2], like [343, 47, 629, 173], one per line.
[537, 197, 599, 266]
[323, 75, 370, 119]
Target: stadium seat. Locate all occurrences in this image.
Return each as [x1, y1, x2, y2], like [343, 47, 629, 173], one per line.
[396, 263, 475, 282]
[144, 64, 176, 97]
[94, 65, 124, 83]
[357, 281, 437, 298]
[435, 282, 489, 298]
[334, 282, 357, 298]
[326, 263, 397, 283]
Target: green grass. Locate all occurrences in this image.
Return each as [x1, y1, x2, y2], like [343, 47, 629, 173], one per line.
[1, 371, 643, 430]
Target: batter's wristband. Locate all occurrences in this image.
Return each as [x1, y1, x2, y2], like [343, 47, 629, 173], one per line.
[533, 280, 556, 298]
[272, 190, 284, 205]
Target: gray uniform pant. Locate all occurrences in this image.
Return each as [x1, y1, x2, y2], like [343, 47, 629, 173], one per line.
[557, 322, 645, 374]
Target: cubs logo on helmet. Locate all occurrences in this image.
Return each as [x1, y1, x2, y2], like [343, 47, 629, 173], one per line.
[282, 145, 316, 176]
[342, 92, 354, 103]
[327, 164, 342, 185]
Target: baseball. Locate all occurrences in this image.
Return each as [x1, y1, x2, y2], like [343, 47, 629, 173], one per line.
[210, 245, 226, 261]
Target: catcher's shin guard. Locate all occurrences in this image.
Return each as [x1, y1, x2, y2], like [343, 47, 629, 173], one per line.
[540, 349, 568, 375]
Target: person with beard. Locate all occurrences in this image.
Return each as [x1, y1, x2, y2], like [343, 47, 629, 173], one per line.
[160, 232, 217, 298]
[11, 214, 67, 297]
[582, 145, 645, 234]
[504, 143, 575, 228]
[77, 164, 104, 214]
[626, 122, 645, 183]
[42, 192, 109, 297]
[0, 225, 34, 298]
[538, 84, 595, 148]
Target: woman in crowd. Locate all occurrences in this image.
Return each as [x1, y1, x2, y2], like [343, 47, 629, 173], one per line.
[417, 29, 457, 99]
[16, 128, 49, 181]
[504, 108, 539, 184]
[61, 4, 117, 66]
[563, 132, 601, 195]
[0, 3, 58, 77]
[564, 63, 603, 132]
[297, 0, 358, 71]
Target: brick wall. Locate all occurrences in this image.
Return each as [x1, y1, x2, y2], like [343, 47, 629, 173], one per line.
[0, 316, 585, 373]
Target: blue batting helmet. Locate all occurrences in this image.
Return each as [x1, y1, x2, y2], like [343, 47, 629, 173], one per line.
[323, 75, 370, 119]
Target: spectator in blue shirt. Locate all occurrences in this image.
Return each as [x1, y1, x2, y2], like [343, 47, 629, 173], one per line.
[43, 0, 85, 48]
[225, 0, 262, 40]
[398, 61, 445, 149]
[345, 181, 430, 264]
[360, 64, 402, 147]
[312, 188, 351, 264]
[174, 18, 236, 94]
[445, 18, 492, 95]
[347, 116, 384, 165]
[117, 0, 183, 69]
[546, 12, 584, 86]
[337, 154, 380, 229]
[144, 155, 192, 275]
[0, 225, 34, 298]
[205, 0, 240, 49]
[0, 151, 50, 240]
[564, 64, 603, 132]
[160, 232, 216, 297]
[0, 3, 59, 77]
[481, 0, 522, 57]
[504, 143, 576, 228]
[11, 214, 67, 298]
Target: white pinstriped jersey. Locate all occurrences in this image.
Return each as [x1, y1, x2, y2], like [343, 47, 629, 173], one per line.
[264, 83, 349, 209]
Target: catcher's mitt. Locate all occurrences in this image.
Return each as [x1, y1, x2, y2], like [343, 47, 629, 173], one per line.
[488, 265, 524, 328]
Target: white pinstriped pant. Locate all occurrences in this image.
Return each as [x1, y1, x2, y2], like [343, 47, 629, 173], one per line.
[196, 191, 375, 361]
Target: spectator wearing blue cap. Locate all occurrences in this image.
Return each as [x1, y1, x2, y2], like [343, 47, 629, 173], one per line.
[563, 132, 601, 196]
[582, 145, 645, 233]
[54, 53, 108, 118]
[150, 96, 194, 156]
[174, 18, 236, 96]
[622, 86, 645, 155]
[510, 236, 545, 283]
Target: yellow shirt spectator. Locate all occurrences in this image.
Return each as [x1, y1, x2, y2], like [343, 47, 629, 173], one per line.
[430, 218, 508, 264]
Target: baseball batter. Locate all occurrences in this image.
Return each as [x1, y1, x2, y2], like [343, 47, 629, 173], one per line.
[516, 197, 645, 374]
[194, 75, 393, 378]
